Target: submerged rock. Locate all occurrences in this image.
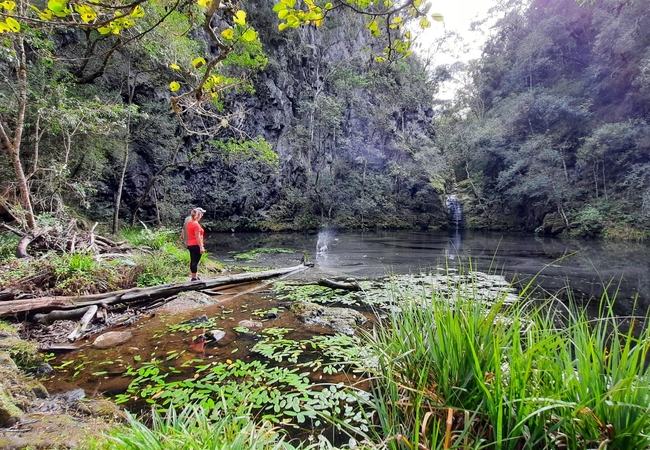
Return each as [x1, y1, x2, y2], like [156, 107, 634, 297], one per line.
[91, 331, 133, 349]
[210, 330, 226, 342]
[238, 320, 263, 329]
[290, 301, 368, 335]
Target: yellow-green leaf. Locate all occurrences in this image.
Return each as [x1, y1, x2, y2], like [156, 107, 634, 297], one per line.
[130, 5, 144, 17]
[242, 29, 256, 42]
[98, 26, 111, 34]
[191, 57, 206, 68]
[233, 10, 246, 25]
[197, 0, 211, 6]
[287, 15, 300, 27]
[221, 28, 234, 39]
[170, 63, 180, 70]
[74, 4, 97, 22]
[375, 56, 385, 63]
[0, 21, 10, 33]
[419, 16, 430, 28]
[282, 0, 296, 8]
[393, 16, 402, 23]
[324, 2, 333, 9]
[278, 22, 288, 30]
[38, 8, 53, 19]
[5, 16, 19, 31]
[431, 12, 443, 22]
[278, 9, 289, 19]
[47, 0, 64, 13]
[169, 81, 181, 92]
[272, 2, 286, 12]
[1, 1, 16, 11]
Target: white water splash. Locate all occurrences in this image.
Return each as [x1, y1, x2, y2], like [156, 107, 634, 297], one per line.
[316, 229, 335, 259]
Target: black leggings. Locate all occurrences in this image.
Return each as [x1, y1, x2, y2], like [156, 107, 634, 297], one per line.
[188, 245, 201, 273]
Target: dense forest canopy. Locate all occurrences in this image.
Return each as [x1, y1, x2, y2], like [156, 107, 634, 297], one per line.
[440, 0, 650, 237]
[1, 0, 648, 238]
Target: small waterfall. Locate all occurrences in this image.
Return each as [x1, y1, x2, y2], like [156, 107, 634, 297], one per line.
[445, 195, 463, 229]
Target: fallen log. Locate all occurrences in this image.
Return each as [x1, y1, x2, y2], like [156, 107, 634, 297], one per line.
[317, 278, 362, 291]
[32, 306, 97, 325]
[0, 264, 307, 318]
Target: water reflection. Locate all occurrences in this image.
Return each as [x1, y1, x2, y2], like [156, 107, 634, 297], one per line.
[206, 230, 650, 315]
[445, 229, 462, 259]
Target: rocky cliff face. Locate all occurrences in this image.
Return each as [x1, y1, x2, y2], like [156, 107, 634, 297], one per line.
[112, 1, 448, 231]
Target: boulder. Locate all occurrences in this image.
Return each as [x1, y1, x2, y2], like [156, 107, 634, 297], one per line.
[237, 320, 263, 329]
[290, 301, 367, 335]
[91, 331, 133, 349]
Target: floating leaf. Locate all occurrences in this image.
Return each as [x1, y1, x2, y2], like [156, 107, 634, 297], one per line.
[431, 12, 443, 22]
[169, 81, 181, 92]
[170, 63, 180, 70]
[191, 57, 206, 68]
[5, 16, 19, 31]
[221, 28, 234, 39]
[233, 10, 246, 25]
[242, 29, 256, 42]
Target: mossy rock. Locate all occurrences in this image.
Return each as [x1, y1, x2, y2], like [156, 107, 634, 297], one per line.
[0, 384, 22, 427]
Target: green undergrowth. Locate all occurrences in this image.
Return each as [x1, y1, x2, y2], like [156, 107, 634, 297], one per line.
[0, 227, 224, 295]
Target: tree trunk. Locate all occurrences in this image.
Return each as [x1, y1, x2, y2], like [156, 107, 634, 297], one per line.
[0, 265, 307, 317]
[0, 30, 36, 230]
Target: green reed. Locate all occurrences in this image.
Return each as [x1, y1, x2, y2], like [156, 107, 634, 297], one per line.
[362, 275, 650, 449]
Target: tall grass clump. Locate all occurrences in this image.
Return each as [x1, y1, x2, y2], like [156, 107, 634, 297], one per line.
[84, 404, 291, 450]
[83, 403, 355, 450]
[363, 275, 650, 449]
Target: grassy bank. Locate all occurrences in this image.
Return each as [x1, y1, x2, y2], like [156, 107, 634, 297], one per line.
[0, 227, 224, 296]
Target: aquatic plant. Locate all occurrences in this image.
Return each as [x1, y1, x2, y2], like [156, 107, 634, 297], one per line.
[232, 247, 295, 261]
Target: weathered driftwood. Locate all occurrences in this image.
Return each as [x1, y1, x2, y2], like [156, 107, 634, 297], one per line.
[317, 278, 362, 291]
[67, 305, 98, 342]
[32, 305, 96, 325]
[16, 227, 52, 258]
[0, 264, 307, 318]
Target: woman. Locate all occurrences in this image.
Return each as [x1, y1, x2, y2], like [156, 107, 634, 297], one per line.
[184, 207, 206, 281]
